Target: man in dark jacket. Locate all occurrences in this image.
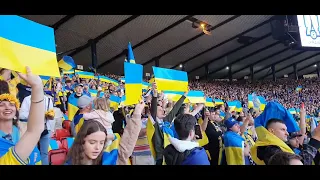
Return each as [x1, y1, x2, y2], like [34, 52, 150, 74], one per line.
[150, 83, 187, 165]
[163, 114, 210, 165]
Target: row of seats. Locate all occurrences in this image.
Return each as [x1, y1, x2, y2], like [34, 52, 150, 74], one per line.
[49, 120, 74, 165]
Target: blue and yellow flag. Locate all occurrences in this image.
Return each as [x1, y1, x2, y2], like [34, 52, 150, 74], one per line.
[0, 15, 59, 77]
[142, 81, 150, 90]
[248, 94, 254, 109]
[250, 102, 298, 165]
[126, 42, 136, 64]
[227, 101, 237, 112]
[75, 70, 94, 79]
[39, 75, 51, 86]
[62, 70, 75, 74]
[258, 96, 266, 111]
[152, 66, 188, 92]
[146, 116, 156, 159]
[187, 91, 205, 104]
[214, 99, 224, 105]
[296, 86, 302, 92]
[124, 62, 143, 105]
[48, 139, 60, 152]
[102, 133, 121, 165]
[235, 100, 243, 112]
[220, 111, 226, 119]
[67, 93, 79, 121]
[223, 131, 245, 165]
[58, 56, 76, 71]
[288, 108, 297, 115]
[205, 98, 215, 107]
[163, 91, 189, 103]
[109, 94, 121, 111]
[99, 76, 119, 86]
[88, 89, 104, 98]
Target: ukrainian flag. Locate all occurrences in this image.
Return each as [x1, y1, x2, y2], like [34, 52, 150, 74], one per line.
[152, 66, 188, 92]
[205, 98, 215, 107]
[258, 96, 266, 111]
[250, 102, 298, 165]
[75, 70, 94, 79]
[58, 56, 76, 71]
[248, 94, 254, 109]
[223, 131, 245, 165]
[187, 91, 205, 104]
[146, 116, 156, 159]
[89, 89, 104, 98]
[74, 114, 85, 135]
[67, 93, 79, 121]
[62, 70, 75, 74]
[109, 94, 121, 110]
[142, 81, 150, 90]
[235, 100, 243, 112]
[220, 111, 226, 119]
[102, 133, 121, 165]
[0, 15, 60, 77]
[39, 75, 51, 86]
[288, 108, 297, 114]
[124, 62, 143, 105]
[99, 76, 119, 86]
[296, 86, 302, 92]
[227, 101, 237, 112]
[214, 99, 224, 105]
[163, 91, 189, 103]
[127, 42, 136, 64]
[119, 95, 126, 107]
[149, 75, 155, 84]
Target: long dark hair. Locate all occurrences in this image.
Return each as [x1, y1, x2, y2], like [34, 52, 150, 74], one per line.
[66, 121, 108, 165]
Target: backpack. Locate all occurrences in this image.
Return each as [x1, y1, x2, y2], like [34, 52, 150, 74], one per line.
[163, 144, 200, 165]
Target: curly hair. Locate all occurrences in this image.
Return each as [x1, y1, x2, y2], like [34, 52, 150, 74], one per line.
[66, 121, 108, 165]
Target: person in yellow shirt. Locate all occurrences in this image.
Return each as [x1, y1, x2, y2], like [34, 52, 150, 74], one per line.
[0, 67, 45, 165]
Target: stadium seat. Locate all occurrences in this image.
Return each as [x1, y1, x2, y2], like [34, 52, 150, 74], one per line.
[55, 129, 71, 141]
[48, 139, 63, 152]
[61, 137, 75, 151]
[62, 120, 72, 134]
[49, 149, 67, 165]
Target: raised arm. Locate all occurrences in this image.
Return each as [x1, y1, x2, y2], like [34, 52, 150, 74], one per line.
[14, 67, 45, 162]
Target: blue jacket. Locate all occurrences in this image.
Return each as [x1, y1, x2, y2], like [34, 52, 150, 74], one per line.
[181, 147, 210, 165]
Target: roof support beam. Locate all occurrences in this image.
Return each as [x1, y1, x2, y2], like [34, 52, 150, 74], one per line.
[97, 15, 194, 69]
[142, 15, 241, 66]
[68, 15, 140, 58]
[287, 61, 320, 76]
[188, 33, 271, 74]
[259, 52, 320, 80]
[202, 41, 281, 79]
[219, 47, 291, 79]
[51, 15, 75, 31]
[171, 17, 275, 69]
[237, 51, 305, 80]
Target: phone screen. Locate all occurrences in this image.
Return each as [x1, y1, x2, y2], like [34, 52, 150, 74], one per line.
[194, 125, 202, 139]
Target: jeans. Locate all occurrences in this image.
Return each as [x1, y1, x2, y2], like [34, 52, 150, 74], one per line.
[39, 130, 51, 165]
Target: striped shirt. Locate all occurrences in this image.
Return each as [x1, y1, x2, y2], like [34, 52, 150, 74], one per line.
[132, 118, 151, 156]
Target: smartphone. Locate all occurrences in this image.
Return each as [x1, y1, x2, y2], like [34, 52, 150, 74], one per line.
[194, 125, 202, 139]
[301, 102, 305, 109]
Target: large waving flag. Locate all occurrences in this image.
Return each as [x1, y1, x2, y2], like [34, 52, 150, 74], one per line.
[102, 133, 121, 165]
[124, 62, 143, 105]
[235, 100, 243, 112]
[223, 131, 245, 165]
[75, 70, 94, 79]
[142, 82, 150, 90]
[62, 70, 75, 74]
[109, 94, 121, 111]
[152, 67, 188, 92]
[250, 102, 298, 165]
[58, 56, 76, 71]
[126, 42, 136, 64]
[0, 15, 59, 77]
[187, 91, 205, 104]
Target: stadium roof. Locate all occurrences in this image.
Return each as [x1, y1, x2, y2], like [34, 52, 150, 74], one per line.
[22, 15, 320, 80]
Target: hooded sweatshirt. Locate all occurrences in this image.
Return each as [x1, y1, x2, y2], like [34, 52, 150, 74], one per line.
[163, 137, 210, 165]
[83, 109, 115, 130]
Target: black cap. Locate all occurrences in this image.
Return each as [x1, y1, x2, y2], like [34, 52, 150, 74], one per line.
[288, 132, 303, 139]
